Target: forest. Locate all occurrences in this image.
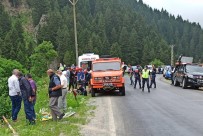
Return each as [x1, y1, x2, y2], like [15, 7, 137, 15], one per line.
[0, 0, 203, 116]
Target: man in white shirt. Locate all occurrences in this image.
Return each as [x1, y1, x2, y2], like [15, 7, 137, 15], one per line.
[8, 69, 22, 122]
[57, 70, 68, 112]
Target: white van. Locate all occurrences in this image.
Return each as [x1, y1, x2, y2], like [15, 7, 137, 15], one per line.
[78, 53, 99, 69]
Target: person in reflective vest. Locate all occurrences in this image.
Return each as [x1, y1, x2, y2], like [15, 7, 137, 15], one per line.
[142, 66, 150, 93]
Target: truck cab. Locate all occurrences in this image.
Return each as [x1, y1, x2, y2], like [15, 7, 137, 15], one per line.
[90, 57, 125, 97]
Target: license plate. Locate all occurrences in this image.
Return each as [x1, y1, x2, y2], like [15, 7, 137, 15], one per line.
[103, 83, 113, 87]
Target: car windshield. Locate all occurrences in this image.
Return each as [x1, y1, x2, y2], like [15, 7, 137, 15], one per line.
[165, 66, 172, 71]
[186, 65, 203, 73]
[93, 62, 121, 71]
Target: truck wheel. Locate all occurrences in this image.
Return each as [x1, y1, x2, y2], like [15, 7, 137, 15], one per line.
[91, 88, 96, 97]
[173, 77, 179, 86]
[120, 86, 125, 96]
[182, 78, 187, 89]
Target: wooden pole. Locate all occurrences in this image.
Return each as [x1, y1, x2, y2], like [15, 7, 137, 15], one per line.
[69, 0, 79, 66]
[2, 116, 17, 135]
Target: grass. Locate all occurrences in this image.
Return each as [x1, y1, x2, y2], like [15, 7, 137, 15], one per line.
[0, 77, 95, 136]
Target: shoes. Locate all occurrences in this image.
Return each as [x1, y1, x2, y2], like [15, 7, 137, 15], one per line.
[148, 89, 150, 93]
[154, 87, 156, 88]
[142, 88, 144, 92]
[29, 120, 36, 125]
[59, 113, 65, 120]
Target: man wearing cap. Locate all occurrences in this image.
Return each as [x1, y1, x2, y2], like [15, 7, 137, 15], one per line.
[47, 69, 64, 121]
[142, 66, 151, 93]
[57, 70, 68, 112]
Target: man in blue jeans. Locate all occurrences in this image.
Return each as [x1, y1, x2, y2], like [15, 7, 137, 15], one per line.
[8, 69, 22, 122]
[18, 72, 35, 125]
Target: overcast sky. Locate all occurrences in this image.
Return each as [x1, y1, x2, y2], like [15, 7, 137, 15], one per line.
[142, 0, 203, 27]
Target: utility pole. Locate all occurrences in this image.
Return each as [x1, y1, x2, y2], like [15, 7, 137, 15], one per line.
[170, 45, 175, 66]
[69, 0, 79, 66]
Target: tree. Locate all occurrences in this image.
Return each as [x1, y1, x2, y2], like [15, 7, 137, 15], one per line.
[30, 41, 58, 77]
[56, 25, 70, 62]
[150, 59, 164, 67]
[63, 50, 75, 66]
[110, 42, 122, 58]
[0, 58, 27, 118]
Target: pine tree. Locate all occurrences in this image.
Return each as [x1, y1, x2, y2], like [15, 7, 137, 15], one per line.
[110, 42, 122, 58]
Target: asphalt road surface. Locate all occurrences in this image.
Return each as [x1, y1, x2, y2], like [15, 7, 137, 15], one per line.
[81, 75, 203, 136]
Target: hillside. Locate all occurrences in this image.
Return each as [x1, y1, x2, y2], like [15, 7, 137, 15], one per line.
[0, 0, 203, 66]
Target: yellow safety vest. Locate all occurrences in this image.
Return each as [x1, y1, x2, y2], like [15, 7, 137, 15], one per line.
[142, 69, 149, 78]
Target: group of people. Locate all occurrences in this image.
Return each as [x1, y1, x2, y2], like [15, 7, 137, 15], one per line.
[126, 65, 157, 93]
[8, 69, 37, 125]
[60, 65, 91, 94]
[8, 64, 92, 124]
[47, 65, 91, 121]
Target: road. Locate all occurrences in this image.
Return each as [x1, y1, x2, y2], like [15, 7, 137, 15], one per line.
[81, 75, 203, 136]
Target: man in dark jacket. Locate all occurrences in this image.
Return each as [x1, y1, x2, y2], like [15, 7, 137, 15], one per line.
[47, 69, 64, 121]
[134, 69, 141, 89]
[68, 68, 75, 91]
[17, 72, 35, 125]
[150, 68, 156, 88]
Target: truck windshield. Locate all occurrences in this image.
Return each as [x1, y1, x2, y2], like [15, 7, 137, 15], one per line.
[186, 65, 203, 73]
[93, 62, 121, 71]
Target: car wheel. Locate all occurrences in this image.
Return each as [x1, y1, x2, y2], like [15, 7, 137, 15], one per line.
[91, 88, 96, 97]
[182, 78, 187, 89]
[173, 77, 179, 86]
[120, 86, 125, 96]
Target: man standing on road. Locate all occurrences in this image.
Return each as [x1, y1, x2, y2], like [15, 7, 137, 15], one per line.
[134, 69, 141, 89]
[142, 66, 150, 93]
[18, 72, 35, 125]
[57, 70, 68, 113]
[128, 65, 134, 85]
[8, 69, 22, 122]
[171, 66, 175, 85]
[150, 67, 156, 88]
[47, 69, 64, 121]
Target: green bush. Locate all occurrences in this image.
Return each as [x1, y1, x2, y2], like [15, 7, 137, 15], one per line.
[0, 57, 27, 118]
[150, 59, 164, 67]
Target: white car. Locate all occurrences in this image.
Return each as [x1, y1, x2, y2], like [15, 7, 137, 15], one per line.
[147, 65, 153, 72]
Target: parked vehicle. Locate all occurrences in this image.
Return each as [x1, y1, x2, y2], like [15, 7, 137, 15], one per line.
[90, 57, 125, 97]
[173, 64, 203, 89]
[78, 53, 99, 70]
[147, 65, 153, 72]
[173, 56, 203, 89]
[163, 65, 172, 79]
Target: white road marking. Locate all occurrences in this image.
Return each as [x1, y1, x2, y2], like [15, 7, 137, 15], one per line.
[108, 97, 116, 136]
